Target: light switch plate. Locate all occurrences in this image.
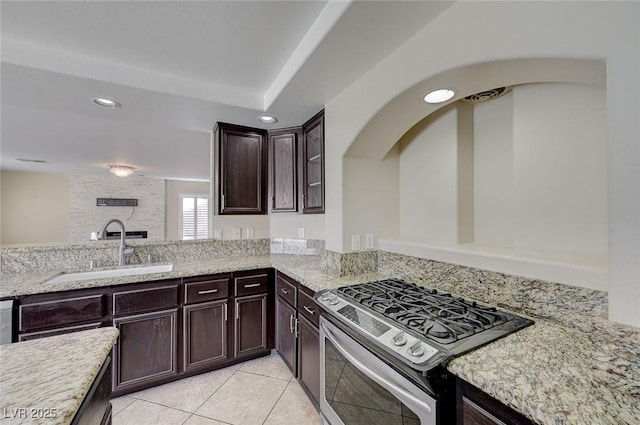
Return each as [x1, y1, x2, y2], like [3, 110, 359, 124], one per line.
[214, 229, 223, 240]
[298, 227, 305, 238]
[232, 228, 241, 239]
[365, 233, 374, 250]
[351, 234, 361, 251]
[246, 227, 255, 239]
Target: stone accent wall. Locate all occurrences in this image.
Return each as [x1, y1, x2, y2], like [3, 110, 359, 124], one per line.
[69, 175, 165, 244]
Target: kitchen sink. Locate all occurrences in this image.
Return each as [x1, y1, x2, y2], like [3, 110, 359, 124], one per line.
[45, 263, 174, 284]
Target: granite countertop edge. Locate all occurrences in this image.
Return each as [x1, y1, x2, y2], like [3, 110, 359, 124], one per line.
[0, 327, 119, 425]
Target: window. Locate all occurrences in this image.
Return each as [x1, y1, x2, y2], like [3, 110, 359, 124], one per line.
[179, 194, 209, 240]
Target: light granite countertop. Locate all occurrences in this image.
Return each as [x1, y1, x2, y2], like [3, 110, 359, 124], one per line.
[0, 254, 638, 425]
[0, 327, 119, 425]
[0, 254, 386, 299]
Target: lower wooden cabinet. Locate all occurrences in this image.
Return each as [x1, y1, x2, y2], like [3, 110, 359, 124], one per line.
[183, 300, 228, 372]
[71, 356, 113, 425]
[274, 271, 320, 408]
[234, 293, 268, 358]
[275, 296, 297, 373]
[297, 314, 320, 404]
[457, 378, 535, 425]
[112, 309, 178, 393]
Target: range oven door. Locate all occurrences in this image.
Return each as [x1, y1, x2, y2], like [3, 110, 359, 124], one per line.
[320, 317, 437, 425]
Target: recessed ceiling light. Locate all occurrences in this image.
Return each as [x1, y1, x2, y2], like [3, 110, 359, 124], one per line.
[423, 89, 456, 104]
[258, 115, 278, 124]
[92, 97, 122, 108]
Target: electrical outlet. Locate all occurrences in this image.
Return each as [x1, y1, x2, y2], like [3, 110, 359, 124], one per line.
[351, 235, 361, 251]
[246, 227, 255, 239]
[214, 229, 223, 240]
[298, 227, 305, 238]
[365, 233, 374, 250]
[232, 228, 241, 239]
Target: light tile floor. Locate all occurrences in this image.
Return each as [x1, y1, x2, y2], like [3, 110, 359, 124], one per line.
[111, 353, 320, 425]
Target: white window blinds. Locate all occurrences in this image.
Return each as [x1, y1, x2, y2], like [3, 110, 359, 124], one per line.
[180, 194, 209, 240]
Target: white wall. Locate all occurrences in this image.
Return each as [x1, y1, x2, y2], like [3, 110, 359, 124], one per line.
[165, 179, 210, 240]
[69, 175, 165, 243]
[399, 106, 458, 244]
[0, 171, 69, 245]
[512, 83, 608, 256]
[269, 213, 325, 240]
[474, 92, 514, 248]
[325, 2, 639, 325]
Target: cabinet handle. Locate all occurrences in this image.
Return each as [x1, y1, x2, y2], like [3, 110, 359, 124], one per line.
[289, 314, 294, 333]
[244, 283, 261, 288]
[223, 303, 227, 322]
[280, 288, 289, 294]
[294, 318, 299, 337]
[198, 289, 218, 295]
[236, 303, 239, 320]
[221, 194, 225, 209]
[303, 305, 316, 315]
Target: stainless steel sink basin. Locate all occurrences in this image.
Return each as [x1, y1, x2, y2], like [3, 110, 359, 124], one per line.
[45, 264, 174, 284]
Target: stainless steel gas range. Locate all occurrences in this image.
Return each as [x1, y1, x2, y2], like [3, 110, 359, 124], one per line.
[314, 278, 534, 425]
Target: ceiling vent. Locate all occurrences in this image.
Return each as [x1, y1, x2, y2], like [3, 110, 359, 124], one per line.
[462, 87, 511, 103]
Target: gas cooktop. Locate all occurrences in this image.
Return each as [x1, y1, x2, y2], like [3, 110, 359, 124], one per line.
[315, 278, 533, 371]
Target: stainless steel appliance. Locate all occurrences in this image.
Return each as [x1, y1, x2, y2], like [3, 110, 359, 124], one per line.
[315, 278, 534, 425]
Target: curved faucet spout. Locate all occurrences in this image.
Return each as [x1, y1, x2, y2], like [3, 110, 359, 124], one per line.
[99, 219, 128, 266]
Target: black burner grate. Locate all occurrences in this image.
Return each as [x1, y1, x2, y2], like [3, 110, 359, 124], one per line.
[337, 279, 509, 345]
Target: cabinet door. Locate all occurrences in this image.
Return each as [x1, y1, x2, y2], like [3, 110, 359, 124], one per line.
[275, 296, 297, 375]
[113, 309, 178, 393]
[234, 294, 268, 358]
[269, 129, 299, 212]
[217, 123, 267, 215]
[457, 378, 535, 425]
[183, 300, 228, 372]
[297, 315, 320, 406]
[302, 111, 324, 214]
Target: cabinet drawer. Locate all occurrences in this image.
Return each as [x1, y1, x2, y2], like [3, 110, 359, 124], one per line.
[298, 289, 319, 328]
[113, 283, 179, 316]
[234, 273, 269, 297]
[19, 294, 104, 332]
[184, 278, 229, 305]
[276, 273, 297, 308]
[19, 322, 102, 342]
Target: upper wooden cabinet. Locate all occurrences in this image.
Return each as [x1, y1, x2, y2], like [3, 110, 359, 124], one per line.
[268, 128, 300, 213]
[214, 122, 267, 215]
[302, 110, 325, 214]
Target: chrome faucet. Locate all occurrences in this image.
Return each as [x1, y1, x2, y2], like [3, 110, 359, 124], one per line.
[97, 219, 132, 266]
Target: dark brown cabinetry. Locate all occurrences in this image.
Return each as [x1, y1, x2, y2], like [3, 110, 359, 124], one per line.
[112, 280, 180, 394]
[71, 356, 113, 425]
[276, 293, 297, 372]
[232, 270, 272, 359]
[183, 274, 230, 372]
[214, 122, 267, 215]
[302, 110, 324, 214]
[17, 289, 106, 342]
[274, 271, 320, 407]
[183, 300, 228, 372]
[457, 378, 535, 425]
[13, 268, 276, 398]
[268, 128, 300, 213]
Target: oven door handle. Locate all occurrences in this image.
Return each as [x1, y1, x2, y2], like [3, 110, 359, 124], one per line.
[323, 323, 432, 414]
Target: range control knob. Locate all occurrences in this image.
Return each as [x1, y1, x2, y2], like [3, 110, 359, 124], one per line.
[320, 292, 332, 302]
[408, 340, 425, 357]
[392, 331, 408, 346]
[328, 294, 340, 305]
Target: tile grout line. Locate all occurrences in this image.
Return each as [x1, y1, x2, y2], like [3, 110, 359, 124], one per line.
[260, 379, 291, 425]
[187, 367, 240, 421]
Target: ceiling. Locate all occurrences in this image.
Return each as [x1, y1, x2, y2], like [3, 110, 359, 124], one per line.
[1, 1, 453, 181]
